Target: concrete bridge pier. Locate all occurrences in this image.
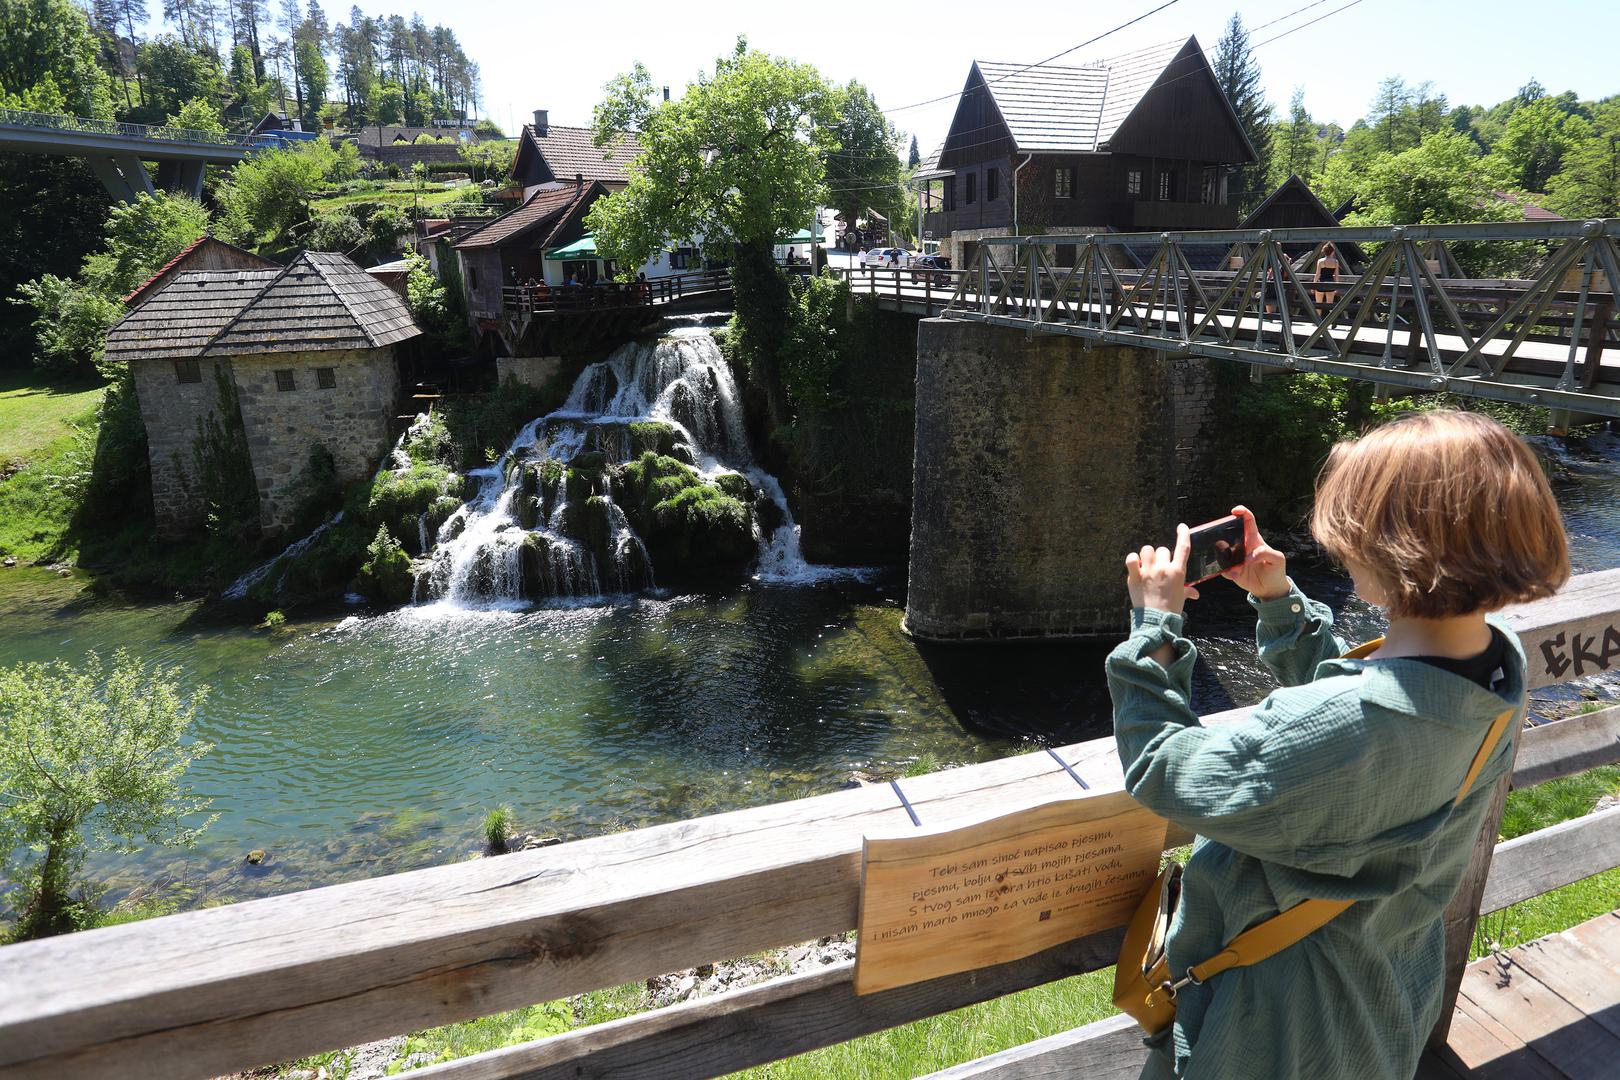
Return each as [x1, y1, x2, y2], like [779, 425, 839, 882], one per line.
[905, 318, 1216, 642]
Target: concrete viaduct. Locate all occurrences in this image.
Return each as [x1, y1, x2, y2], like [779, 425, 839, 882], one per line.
[0, 107, 259, 201]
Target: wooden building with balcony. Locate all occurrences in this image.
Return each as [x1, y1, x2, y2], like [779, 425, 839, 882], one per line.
[917, 37, 1255, 269]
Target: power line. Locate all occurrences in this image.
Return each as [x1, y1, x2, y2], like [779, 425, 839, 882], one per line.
[882, 0, 1184, 114]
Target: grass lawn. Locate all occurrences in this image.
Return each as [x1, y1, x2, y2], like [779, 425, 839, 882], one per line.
[310, 183, 479, 214]
[0, 369, 105, 466]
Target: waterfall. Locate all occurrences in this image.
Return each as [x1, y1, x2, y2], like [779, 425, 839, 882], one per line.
[417, 327, 834, 609]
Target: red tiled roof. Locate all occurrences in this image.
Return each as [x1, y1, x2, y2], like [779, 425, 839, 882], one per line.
[515, 124, 643, 185]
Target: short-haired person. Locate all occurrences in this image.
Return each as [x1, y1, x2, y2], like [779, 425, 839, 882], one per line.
[1107, 410, 1570, 1079]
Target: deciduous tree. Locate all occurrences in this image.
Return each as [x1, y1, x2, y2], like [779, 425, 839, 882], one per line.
[0, 650, 214, 940]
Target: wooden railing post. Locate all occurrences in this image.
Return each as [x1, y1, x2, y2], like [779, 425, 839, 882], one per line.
[1426, 722, 1523, 1050]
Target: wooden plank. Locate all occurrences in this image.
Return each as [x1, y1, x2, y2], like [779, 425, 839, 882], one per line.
[0, 740, 1126, 1080]
[1480, 805, 1620, 914]
[917, 1014, 1148, 1080]
[1456, 950, 1620, 1077]
[1498, 569, 1620, 690]
[409, 930, 1125, 1080]
[1512, 706, 1620, 789]
[1508, 931, 1620, 1041]
[0, 572, 1612, 1080]
[1439, 1001, 1564, 1079]
[1567, 910, 1620, 966]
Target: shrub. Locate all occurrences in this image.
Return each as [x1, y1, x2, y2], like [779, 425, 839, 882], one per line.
[262, 609, 286, 628]
[356, 524, 412, 604]
[0, 651, 214, 941]
[483, 806, 514, 853]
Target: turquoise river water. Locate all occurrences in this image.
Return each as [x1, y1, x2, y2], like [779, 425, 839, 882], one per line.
[1, 431, 1617, 912]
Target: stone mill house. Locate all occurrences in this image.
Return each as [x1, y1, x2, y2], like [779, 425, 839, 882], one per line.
[104, 250, 423, 537]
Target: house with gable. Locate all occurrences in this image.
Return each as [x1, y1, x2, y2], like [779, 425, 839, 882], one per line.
[104, 252, 422, 537]
[916, 37, 1256, 268]
[511, 110, 643, 198]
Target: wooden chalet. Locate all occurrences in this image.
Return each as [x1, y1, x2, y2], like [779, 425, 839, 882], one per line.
[104, 252, 422, 537]
[511, 110, 643, 198]
[1240, 173, 1365, 270]
[918, 37, 1256, 268]
[454, 181, 611, 318]
[121, 234, 276, 309]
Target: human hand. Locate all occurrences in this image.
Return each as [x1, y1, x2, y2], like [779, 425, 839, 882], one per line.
[1125, 523, 1200, 614]
[1223, 505, 1289, 601]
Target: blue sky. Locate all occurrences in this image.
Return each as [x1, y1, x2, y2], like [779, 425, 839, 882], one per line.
[139, 0, 1619, 147]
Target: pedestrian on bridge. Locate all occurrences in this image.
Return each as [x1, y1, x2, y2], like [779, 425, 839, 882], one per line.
[1107, 410, 1570, 1079]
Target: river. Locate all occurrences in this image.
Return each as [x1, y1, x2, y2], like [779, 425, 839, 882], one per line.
[1, 430, 1616, 913]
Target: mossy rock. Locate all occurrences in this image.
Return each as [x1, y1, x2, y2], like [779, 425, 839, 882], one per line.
[753, 490, 786, 536]
[627, 421, 679, 457]
[714, 472, 751, 501]
[564, 466, 600, 502]
[570, 450, 609, 474]
[668, 443, 697, 466]
[356, 525, 413, 605]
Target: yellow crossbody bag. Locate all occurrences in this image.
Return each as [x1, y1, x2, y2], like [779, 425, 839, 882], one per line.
[1111, 637, 1516, 1036]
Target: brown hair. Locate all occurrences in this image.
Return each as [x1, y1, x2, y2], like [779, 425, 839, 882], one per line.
[1312, 410, 1569, 618]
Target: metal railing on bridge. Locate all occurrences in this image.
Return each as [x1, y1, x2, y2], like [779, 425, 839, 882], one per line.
[1, 570, 1617, 1079]
[0, 106, 261, 149]
[925, 219, 1620, 420]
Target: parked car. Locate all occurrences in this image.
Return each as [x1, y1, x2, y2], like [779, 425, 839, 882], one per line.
[859, 247, 913, 268]
[910, 254, 953, 284]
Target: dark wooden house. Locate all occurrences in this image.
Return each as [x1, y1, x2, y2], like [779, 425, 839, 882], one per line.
[122, 234, 277, 308]
[511, 110, 643, 198]
[454, 181, 609, 319]
[918, 37, 1255, 267]
[1240, 173, 1364, 270]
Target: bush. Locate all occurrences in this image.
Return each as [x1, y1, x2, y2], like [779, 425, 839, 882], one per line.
[483, 806, 514, 853]
[356, 524, 412, 604]
[304, 209, 365, 253]
[0, 651, 214, 941]
[10, 275, 123, 376]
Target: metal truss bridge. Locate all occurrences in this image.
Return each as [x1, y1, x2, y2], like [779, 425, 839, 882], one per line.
[887, 219, 1620, 424]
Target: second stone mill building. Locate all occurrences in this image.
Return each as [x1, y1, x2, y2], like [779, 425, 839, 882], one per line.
[104, 249, 423, 537]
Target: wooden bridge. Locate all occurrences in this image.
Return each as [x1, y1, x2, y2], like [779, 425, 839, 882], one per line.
[0, 569, 1617, 1078]
[0, 107, 271, 201]
[838, 219, 1620, 427]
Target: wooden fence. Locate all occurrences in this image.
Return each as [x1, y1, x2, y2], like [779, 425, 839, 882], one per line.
[1, 570, 1617, 1079]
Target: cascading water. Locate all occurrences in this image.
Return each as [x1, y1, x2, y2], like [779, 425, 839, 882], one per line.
[416, 327, 836, 609]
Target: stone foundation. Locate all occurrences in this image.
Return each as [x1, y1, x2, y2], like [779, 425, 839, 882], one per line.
[904, 319, 1216, 641]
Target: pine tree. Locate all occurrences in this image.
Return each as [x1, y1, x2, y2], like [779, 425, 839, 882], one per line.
[1276, 88, 1314, 182]
[1210, 13, 1272, 210]
[907, 133, 920, 170]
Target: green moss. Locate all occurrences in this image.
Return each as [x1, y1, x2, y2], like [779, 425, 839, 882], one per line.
[714, 472, 751, 501]
[366, 463, 456, 543]
[627, 421, 679, 457]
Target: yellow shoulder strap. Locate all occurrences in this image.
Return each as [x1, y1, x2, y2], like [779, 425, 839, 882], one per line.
[1342, 636, 1385, 660]
[1184, 642, 1516, 984]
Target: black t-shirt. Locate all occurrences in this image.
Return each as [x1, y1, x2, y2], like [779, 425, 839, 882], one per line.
[1410, 626, 1509, 689]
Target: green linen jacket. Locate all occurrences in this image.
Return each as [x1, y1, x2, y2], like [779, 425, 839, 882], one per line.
[1106, 582, 1524, 1080]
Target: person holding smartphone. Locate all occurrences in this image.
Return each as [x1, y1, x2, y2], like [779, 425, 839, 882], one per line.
[1106, 410, 1570, 1079]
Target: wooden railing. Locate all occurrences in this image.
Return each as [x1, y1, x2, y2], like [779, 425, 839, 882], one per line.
[500, 270, 732, 317]
[831, 264, 968, 319]
[1, 570, 1617, 1079]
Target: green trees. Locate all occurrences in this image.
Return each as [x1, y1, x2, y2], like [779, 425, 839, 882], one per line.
[217, 136, 358, 247]
[0, 650, 214, 940]
[824, 80, 904, 242]
[0, 0, 114, 117]
[588, 41, 838, 416]
[14, 190, 210, 374]
[1210, 14, 1272, 209]
[1488, 98, 1591, 194]
[1547, 102, 1620, 218]
[1272, 88, 1315, 184]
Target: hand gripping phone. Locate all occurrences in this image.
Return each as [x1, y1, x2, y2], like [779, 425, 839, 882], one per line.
[1186, 515, 1247, 586]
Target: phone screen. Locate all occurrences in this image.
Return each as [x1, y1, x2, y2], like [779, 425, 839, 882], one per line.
[1187, 515, 1246, 585]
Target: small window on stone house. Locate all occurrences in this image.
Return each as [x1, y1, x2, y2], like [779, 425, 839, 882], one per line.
[275, 369, 296, 392]
[174, 358, 201, 384]
[987, 167, 999, 202]
[316, 367, 337, 389]
[1055, 168, 1074, 199]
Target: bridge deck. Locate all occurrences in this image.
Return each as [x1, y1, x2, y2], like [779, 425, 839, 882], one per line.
[1427, 909, 1620, 1078]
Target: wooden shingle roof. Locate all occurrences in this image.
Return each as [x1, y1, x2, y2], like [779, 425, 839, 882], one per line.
[514, 124, 643, 185]
[454, 182, 604, 251]
[104, 252, 421, 362]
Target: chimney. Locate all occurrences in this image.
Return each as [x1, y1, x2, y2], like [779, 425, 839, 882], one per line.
[663, 86, 670, 102]
[575, 172, 583, 188]
[532, 109, 549, 136]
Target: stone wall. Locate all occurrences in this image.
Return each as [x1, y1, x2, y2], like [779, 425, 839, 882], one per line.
[905, 320, 1216, 641]
[495, 355, 562, 389]
[231, 348, 400, 534]
[132, 357, 238, 537]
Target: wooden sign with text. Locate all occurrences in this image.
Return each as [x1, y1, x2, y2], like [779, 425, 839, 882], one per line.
[853, 790, 1168, 995]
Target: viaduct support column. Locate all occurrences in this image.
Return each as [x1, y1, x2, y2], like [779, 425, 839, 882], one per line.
[905, 319, 1215, 641]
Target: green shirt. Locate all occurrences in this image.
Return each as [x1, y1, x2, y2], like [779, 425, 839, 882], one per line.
[1105, 583, 1524, 1080]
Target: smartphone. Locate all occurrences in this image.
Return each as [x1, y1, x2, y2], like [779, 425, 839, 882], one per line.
[1186, 515, 1247, 585]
